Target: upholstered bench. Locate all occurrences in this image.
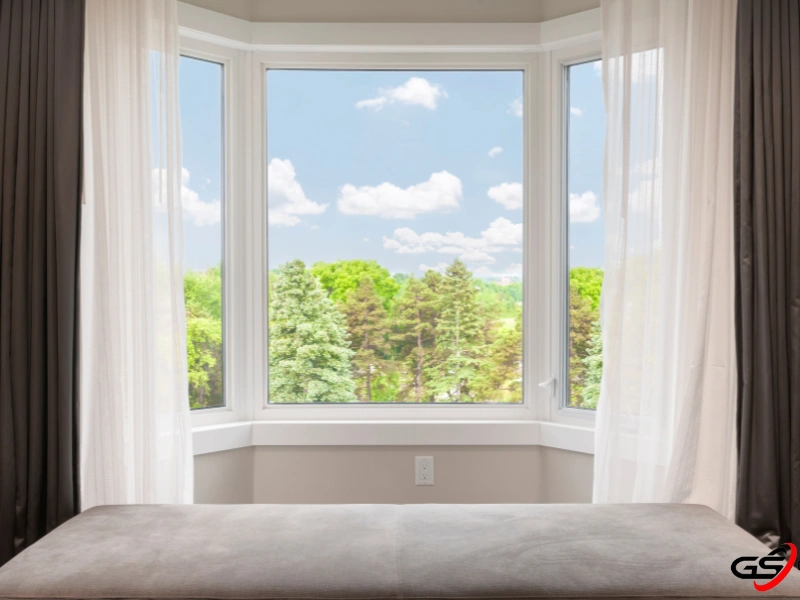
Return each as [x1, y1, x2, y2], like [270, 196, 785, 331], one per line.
[1, 504, 798, 600]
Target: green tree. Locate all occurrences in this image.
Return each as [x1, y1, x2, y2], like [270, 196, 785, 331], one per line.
[427, 260, 485, 402]
[391, 275, 438, 402]
[184, 265, 223, 409]
[341, 277, 391, 402]
[311, 260, 400, 309]
[269, 260, 355, 403]
[581, 320, 603, 409]
[569, 267, 604, 310]
[474, 307, 522, 402]
[569, 287, 595, 407]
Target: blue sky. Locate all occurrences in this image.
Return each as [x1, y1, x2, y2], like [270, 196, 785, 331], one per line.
[178, 60, 605, 277]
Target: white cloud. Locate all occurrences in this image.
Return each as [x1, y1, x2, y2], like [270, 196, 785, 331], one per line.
[508, 97, 523, 118]
[152, 167, 221, 227]
[569, 191, 600, 223]
[363, 238, 369, 242]
[474, 263, 523, 279]
[268, 158, 327, 227]
[487, 182, 522, 210]
[338, 171, 462, 219]
[570, 106, 583, 117]
[419, 262, 449, 273]
[383, 217, 522, 265]
[488, 146, 503, 158]
[356, 77, 447, 111]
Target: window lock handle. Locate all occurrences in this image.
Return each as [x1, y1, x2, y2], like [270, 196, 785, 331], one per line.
[538, 376, 557, 398]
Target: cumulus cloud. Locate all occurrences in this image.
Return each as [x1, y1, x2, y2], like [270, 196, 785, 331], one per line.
[570, 106, 583, 117]
[419, 262, 449, 273]
[487, 182, 522, 210]
[383, 217, 522, 265]
[474, 263, 523, 279]
[356, 77, 447, 111]
[152, 167, 221, 227]
[508, 97, 523, 117]
[268, 158, 327, 227]
[337, 171, 462, 219]
[569, 191, 600, 223]
[488, 146, 503, 158]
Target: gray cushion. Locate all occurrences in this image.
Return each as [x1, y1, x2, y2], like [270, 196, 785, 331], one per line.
[0, 504, 798, 599]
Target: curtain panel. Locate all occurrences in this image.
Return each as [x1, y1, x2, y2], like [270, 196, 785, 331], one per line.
[0, 0, 85, 567]
[593, 0, 738, 516]
[734, 0, 800, 548]
[81, 0, 193, 508]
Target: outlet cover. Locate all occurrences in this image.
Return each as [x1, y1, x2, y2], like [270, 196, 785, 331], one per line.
[415, 456, 434, 486]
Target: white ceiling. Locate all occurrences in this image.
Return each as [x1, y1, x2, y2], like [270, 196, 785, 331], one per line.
[179, 0, 600, 23]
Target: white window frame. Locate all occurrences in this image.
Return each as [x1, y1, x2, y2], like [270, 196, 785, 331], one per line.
[179, 1, 601, 451]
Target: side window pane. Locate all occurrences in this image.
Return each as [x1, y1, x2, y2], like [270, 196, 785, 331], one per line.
[266, 70, 524, 404]
[180, 56, 224, 410]
[567, 60, 604, 409]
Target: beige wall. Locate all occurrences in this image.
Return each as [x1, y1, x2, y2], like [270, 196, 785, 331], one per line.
[194, 447, 254, 504]
[195, 445, 593, 504]
[180, 0, 600, 23]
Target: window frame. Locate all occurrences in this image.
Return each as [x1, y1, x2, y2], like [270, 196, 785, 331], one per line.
[544, 42, 602, 428]
[255, 51, 539, 423]
[178, 8, 603, 444]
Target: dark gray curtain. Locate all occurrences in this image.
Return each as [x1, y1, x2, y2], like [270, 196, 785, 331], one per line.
[0, 0, 84, 566]
[734, 0, 800, 548]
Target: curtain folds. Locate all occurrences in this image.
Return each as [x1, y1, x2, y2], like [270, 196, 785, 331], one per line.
[80, 0, 193, 508]
[734, 0, 800, 548]
[593, 0, 739, 516]
[0, 0, 85, 567]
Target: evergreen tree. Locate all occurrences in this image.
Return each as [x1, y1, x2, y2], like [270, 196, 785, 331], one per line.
[341, 277, 390, 402]
[391, 275, 438, 402]
[581, 320, 603, 409]
[428, 259, 485, 402]
[269, 260, 355, 403]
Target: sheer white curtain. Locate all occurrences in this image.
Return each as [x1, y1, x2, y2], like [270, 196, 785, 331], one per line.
[593, 0, 738, 517]
[81, 0, 193, 508]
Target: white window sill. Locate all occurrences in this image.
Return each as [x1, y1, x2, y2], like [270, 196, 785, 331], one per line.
[192, 420, 595, 456]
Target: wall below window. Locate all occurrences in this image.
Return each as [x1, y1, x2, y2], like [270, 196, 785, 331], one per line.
[194, 446, 593, 504]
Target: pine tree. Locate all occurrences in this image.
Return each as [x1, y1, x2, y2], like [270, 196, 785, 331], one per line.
[341, 277, 390, 402]
[391, 275, 438, 402]
[427, 259, 485, 402]
[269, 260, 355, 403]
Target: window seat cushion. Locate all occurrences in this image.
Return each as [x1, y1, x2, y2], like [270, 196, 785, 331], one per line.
[0, 503, 797, 599]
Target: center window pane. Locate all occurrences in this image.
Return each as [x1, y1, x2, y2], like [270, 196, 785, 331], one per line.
[266, 69, 524, 404]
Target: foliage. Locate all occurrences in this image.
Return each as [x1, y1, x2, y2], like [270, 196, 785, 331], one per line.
[569, 267, 603, 310]
[268, 260, 356, 403]
[311, 260, 400, 309]
[581, 320, 603, 409]
[426, 259, 486, 402]
[184, 259, 603, 409]
[568, 267, 604, 408]
[391, 275, 439, 402]
[341, 277, 391, 401]
[184, 265, 223, 409]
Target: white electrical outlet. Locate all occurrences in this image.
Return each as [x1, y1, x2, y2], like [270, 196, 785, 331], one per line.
[415, 456, 434, 486]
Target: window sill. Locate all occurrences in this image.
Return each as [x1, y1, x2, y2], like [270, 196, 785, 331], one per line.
[192, 420, 594, 456]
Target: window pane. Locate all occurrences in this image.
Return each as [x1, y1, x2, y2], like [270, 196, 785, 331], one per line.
[266, 70, 524, 404]
[180, 56, 224, 410]
[566, 60, 605, 409]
